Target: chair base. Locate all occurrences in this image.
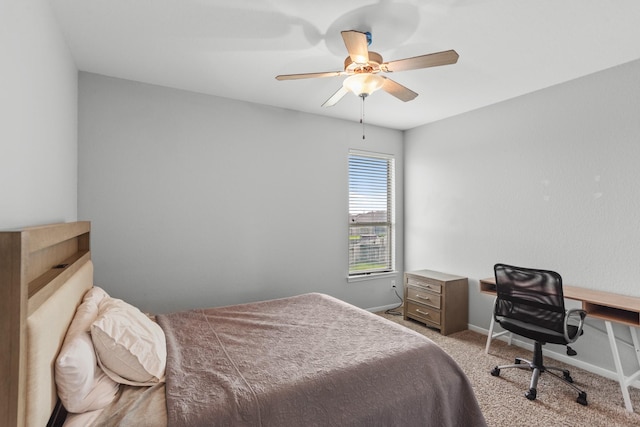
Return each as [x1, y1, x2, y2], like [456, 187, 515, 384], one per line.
[490, 341, 588, 406]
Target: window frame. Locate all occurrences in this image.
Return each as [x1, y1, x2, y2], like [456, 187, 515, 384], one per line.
[347, 149, 396, 280]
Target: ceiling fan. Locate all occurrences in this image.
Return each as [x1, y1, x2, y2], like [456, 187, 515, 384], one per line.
[276, 30, 459, 107]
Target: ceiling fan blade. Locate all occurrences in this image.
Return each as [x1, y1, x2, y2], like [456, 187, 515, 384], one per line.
[341, 30, 369, 64]
[383, 50, 459, 73]
[381, 77, 418, 102]
[321, 87, 349, 107]
[276, 71, 344, 80]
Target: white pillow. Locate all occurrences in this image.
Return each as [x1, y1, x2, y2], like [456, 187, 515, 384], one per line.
[91, 297, 166, 386]
[55, 287, 120, 413]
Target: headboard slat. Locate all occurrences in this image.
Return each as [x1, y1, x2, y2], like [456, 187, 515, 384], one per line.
[28, 251, 91, 315]
[24, 222, 90, 254]
[0, 232, 27, 427]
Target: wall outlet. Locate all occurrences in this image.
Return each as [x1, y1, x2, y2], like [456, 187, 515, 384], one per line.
[391, 280, 396, 288]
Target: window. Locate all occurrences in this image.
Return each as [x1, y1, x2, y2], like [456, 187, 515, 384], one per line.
[348, 150, 395, 277]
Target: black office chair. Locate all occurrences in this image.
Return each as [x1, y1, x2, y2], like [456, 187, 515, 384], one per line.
[489, 263, 588, 405]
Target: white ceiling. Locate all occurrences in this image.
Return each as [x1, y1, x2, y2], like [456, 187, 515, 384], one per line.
[50, 0, 640, 130]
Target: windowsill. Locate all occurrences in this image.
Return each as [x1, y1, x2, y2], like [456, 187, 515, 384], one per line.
[347, 271, 398, 283]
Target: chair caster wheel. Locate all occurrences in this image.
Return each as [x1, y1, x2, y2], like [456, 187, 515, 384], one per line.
[563, 371, 574, 383]
[525, 388, 537, 401]
[490, 367, 500, 377]
[577, 392, 588, 406]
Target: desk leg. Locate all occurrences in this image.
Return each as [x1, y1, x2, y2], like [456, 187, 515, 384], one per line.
[485, 314, 513, 354]
[485, 316, 495, 354]
[605, 321, 634, 412]
[631, 326, 640, 368]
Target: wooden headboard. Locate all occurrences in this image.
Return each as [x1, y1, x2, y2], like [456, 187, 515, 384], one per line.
[0, 221, 92, 427]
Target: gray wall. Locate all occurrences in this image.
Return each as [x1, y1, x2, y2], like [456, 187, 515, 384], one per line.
[405, 59, 640, 378]
[0, 0, 77, 229]
[78, 73, 404, 314]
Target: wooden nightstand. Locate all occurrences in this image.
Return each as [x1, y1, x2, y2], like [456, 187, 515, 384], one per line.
[404, 269, 469, 335]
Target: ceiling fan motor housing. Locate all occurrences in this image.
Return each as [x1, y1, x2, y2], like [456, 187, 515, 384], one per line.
[344, 51, 383, 74]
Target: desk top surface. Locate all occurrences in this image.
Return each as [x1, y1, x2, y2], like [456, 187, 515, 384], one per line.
[480, 277, 640, 312]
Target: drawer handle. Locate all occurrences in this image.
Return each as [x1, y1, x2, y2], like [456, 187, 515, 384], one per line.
[416, 309, 430, 316]
[416, 294, 430, 301]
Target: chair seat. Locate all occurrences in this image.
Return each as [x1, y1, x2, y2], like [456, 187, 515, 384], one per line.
[498, 317, 579, 345]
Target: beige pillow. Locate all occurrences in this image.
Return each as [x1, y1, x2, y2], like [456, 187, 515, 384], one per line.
[91, 297, 166, 386]
[55, 287, 120, 413]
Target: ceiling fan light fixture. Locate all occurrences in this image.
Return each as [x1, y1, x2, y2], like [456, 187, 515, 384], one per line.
[343, 73, 384, 98]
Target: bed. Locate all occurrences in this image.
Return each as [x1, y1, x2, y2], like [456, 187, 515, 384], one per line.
[0, 221, 487, 427]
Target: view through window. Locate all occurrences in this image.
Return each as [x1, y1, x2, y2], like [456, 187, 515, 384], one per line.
[348, 151, 394, 276]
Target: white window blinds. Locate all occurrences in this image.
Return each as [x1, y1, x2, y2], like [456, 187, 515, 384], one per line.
[348, 151, 395, 276]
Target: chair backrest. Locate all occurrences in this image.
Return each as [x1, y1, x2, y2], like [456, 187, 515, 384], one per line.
[494, 263, 566, 334]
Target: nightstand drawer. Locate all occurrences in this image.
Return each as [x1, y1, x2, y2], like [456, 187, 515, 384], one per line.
[406, 286, 441, 309]
[407, 277, 442, 294]
[406, 301, 441, 325]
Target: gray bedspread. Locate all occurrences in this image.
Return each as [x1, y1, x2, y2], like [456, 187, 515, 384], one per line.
[156, 293, 486, 427]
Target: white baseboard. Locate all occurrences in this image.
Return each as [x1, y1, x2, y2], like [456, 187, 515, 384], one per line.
[468, 324, 640, 390]
[366, 302, 402, 313]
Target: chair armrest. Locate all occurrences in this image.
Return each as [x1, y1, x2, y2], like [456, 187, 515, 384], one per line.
[564, 309, 587, 343]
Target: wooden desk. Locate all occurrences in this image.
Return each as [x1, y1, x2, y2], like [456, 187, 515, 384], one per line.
[480, 277, 640, 412]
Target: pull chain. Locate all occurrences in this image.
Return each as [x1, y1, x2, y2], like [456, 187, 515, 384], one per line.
[360, 94, 366, 140]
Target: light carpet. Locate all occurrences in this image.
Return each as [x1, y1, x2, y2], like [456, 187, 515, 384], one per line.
[378, 312, 640, 427]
